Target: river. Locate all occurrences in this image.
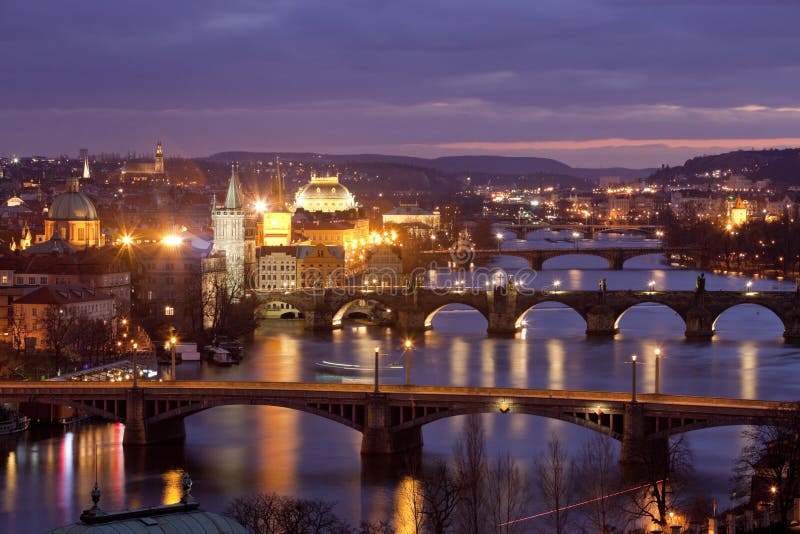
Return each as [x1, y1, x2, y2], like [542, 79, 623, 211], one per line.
[2, 232, 799, 532]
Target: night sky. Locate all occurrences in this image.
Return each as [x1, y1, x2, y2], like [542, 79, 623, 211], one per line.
[2, 1, 798, 167]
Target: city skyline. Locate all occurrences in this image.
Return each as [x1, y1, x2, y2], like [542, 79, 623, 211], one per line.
[2, 1, 799, 167]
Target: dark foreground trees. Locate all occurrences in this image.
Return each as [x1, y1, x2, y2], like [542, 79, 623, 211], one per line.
[736, 403, 800, 528]
[225, 492, 393, 534]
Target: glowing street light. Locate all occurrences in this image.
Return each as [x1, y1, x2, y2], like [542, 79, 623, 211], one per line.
[403, 339, 413, 386]
[170, 335, 177, 381]
[654, 347, 661, 395]
[254, 200, 267, 212]
[630, 354, 638, 402]
[648, 280, 656, 292]
[496, 232, 503, 252]
[162, 235, 182, 246]
[121, 235, 132, 245]
[552, 279, 561, 292]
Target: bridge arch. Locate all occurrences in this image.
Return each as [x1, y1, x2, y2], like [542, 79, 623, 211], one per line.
[711, 302, 786, 338]
[331, 298, 393, 327]
[515, 300, 587, 331]
[541, 253, 611, 270]
[424, 303, 489, 330]
[614, 301, 687, 333]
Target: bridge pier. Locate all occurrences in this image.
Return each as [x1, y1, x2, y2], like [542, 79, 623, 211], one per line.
[487, 312, 520, 336]
[303, 309, 336, 331]
[782, 308, 800, 344]
[608, 251, 625, 270]
[585, 305, 618, 336]
[619, 402, 647, 482]
[396, 307, 429, 334]
[123, 389, 186, 446]
[361, 395, 423, 455]
[684, 305, 714, 340]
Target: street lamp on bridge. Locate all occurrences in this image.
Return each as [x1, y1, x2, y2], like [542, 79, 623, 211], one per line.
[630, 354, 638, 403]
[654, 347, 661, 395]
[403, 339, 413, 386]
[170, 335, 177, 381]
[373, 346, 380, 393]
[496, 233, 503, 252]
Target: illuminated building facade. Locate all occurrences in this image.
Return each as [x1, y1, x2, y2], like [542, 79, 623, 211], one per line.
[294, 173, 356, 213]
[261, 159, 292, 246]
[296, 244, 345, 288]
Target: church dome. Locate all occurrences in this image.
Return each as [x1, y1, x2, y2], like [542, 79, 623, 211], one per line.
[295, 174, 356, 212]
[49, 178, 99, 221]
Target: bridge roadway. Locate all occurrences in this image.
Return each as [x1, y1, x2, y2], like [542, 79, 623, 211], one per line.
[254, 288, 800, 342]
[419, 245, 704, 270]
[2, 381, 794, 465]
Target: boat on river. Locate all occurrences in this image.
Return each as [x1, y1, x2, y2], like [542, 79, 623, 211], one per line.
[313, 360, 403, 375]
[208, 346, 236, 366]
[0, 407, 30, 436]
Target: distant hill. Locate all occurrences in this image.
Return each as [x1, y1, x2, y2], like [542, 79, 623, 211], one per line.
[207, 151, 652, 181]
[650, 148, 800, 185]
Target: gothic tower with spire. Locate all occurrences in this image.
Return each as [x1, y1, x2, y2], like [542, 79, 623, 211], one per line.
[261, 157, 292, 246]
[154, 142, 164, 175]
[212, 165, 247, 294]
[83, 157, 91, 179]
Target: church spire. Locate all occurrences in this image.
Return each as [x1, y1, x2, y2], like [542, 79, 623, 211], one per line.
[83, 158, 90, 179]
[224, 164, 243, 209]
[274, 156, 285, 208]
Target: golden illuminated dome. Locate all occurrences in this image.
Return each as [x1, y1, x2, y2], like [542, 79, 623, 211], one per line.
[49, 177, 99, 221]
[295, 173, 356, 213]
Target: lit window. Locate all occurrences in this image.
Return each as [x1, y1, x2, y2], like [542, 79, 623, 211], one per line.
[164, 306, 174, 316]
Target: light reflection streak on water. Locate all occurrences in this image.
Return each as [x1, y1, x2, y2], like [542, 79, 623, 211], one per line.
[162, 469, 184, 504]
[4, 451, 16, 512]
[738, 342, 757, 399]
[480, 339, 496, 388]
[393, 475, 421, 534]
[546, 339, 565, 390]
[59, 432, 74, 512]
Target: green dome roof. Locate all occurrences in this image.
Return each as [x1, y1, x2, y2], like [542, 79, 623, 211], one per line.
[50, 191, 99, 221]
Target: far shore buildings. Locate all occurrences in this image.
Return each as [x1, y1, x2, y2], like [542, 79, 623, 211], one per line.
[382, 202, 440, 238]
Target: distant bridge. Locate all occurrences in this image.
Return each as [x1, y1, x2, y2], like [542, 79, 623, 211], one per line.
[2, 381, 793, 466]
[420, 246, 704, 270]
[253, 287, 800, 342]
[498, 222, 665, 239]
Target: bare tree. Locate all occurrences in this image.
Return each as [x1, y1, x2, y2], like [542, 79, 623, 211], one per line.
[39, 304, 79, 371]
[534, 433, 573, 534]
[626, 435, 694, 530]
[418, 460, 462, 534]
[224, 492, 361, 533]
[573, 435, 627, 534]
[736, 403, 800, 528]
[453, 414, 489, 534]
[487, 452, 530, 534]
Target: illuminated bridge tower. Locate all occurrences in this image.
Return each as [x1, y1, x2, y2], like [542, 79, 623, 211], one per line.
[212, 165, 247, 296]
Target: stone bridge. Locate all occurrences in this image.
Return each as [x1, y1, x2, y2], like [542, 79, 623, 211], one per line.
[420, 246, 705, 270]
[2, 381, 793, 466]
[253, 287, 800, 342]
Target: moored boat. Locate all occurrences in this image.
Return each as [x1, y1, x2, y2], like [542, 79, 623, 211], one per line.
[0, 407, 30, 436]
[209, 347, 235, 366]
